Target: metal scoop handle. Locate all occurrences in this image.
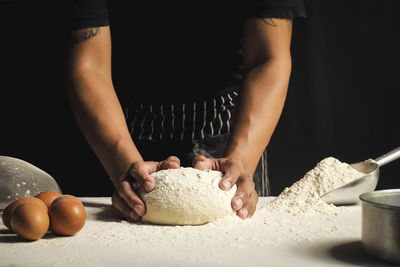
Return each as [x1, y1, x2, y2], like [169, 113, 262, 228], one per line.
[374, 147, 400, 167]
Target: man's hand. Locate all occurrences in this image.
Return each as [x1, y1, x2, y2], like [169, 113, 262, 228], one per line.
[111, 156, 180, 221]
[193, 155, 258, 220]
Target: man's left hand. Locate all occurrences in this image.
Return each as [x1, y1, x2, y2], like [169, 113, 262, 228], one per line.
[192, 155, 258, 219]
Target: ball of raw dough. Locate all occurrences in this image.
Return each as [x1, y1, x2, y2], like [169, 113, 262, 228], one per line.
[140, 167, 237, 225]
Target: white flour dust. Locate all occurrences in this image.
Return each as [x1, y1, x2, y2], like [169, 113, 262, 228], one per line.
[1, 157, 367, 267]
[264, 156, 366, 215]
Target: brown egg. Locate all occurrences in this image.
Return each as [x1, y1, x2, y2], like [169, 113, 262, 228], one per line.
[35, 191, 62, 209]
[52, 194, 81, 206]
[49, 196, 86, 236]
[10, 202, 50, 241]
[2, 197, 47, 230]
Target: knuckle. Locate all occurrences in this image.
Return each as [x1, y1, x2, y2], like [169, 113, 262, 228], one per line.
[128, 161, 139, 174]
[248, 193, 258, 211]
[237, 175, 253, 187]
[244, 173, 253, 182]
[226, 158, 243, 169]
[135, 165, 146, 175]
[253, 192, 259, 202]
[239, 190, 251, 200]
[119, 181, 131, 193]
[193, 155, 205, 162]
[111, 191, 119, 204]
[167, 155, 178, 162]
[235, 187, 250, 199]
[129, 161, 145, 178]
[242, 174, 255, 187]
[222, 160, 234, 169]
[131, 215, 141, 222]
[116, 184, 124, 194]
[249, 179, 255, 188]
[126, 195, 138, 205]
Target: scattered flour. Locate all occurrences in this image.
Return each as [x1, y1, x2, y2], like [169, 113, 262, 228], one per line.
[0, 157, 368, 267]
[142, 157, 365, 225]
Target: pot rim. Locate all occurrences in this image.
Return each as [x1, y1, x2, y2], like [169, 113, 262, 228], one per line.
[359, 189, 400, 210]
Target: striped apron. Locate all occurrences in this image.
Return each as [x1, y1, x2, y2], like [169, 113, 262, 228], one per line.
[123, 88, 270, 196]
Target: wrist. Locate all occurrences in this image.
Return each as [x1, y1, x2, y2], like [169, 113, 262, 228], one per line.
[102, 138, 143, 186]
[224, 141, 260, 176]
[224, 155, 254, 176]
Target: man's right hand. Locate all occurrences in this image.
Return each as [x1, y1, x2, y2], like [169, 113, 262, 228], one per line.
[111, 156, 180, 222]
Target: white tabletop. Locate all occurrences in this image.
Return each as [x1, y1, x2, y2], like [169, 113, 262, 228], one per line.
[0, 197, 397, 267]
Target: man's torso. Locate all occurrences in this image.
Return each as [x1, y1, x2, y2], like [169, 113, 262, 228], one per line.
[107, 1, 245, 104]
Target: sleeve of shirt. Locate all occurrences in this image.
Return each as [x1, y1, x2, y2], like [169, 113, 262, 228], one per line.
[69, 0, 109, 30]
[244, 0, 307, 19]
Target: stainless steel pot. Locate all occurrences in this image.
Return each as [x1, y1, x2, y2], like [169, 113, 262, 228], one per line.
[360, 189, 400, 263]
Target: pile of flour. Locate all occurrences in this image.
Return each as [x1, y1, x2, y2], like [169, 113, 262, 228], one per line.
[262, 157, 366, 215]
[2, 157, 368, 267]
[141, 157, 367, 225]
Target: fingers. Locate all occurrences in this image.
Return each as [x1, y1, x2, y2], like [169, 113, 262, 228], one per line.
[237, 190, 258, 219]
[112, 157, 182, 223]
[130, 157, 180, 191]
[115, 180, 146, 217]
[219, 160, 242, 191]
[192, 155, 213, 170]
[231, 173, 253, 207]
[111, 191, 141, 222]
[129, 161, 155, 191]
[217, 159, 258, 220]
[225, 172, 258, 219]
[158, 156, 181, 170]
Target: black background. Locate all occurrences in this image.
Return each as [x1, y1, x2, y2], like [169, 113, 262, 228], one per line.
[1, 0, 399, 197]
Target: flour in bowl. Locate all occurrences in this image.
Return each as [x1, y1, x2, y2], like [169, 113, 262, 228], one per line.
[262, 157, 366, 215]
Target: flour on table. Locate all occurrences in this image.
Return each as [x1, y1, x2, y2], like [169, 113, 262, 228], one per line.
[1, 157, 368, 267]
[139, 167, 236, 225]
[262, 157, 366, 215]
[141, 157, 365, 225]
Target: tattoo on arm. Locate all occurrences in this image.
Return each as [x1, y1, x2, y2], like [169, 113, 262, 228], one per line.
[69, 27, 100, 44]
[261, 18, 277, 27]
[260, 18, 293, 32]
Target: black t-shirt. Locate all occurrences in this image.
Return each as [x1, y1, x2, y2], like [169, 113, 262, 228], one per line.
[69, 0, 306, 105]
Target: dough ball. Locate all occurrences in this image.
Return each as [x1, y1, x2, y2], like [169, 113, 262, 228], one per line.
[140, 167, 237, 225]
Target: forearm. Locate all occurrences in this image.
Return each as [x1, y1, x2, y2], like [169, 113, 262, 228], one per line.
[225, 58, 291, 174]
[67, 69, 142, 184]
